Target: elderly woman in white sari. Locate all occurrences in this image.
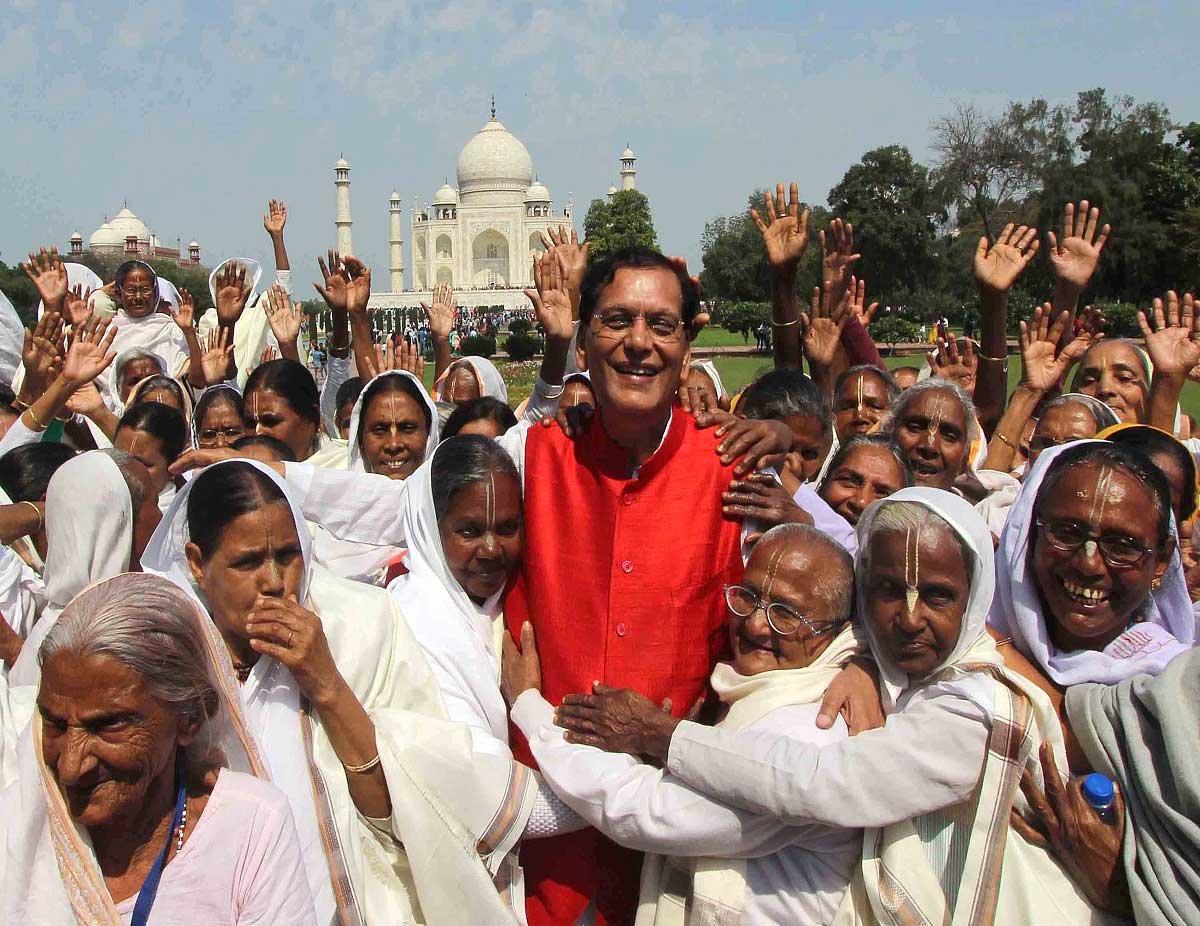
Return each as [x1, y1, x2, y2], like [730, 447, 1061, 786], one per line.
[142, 458, 543, 924]
[192, 384, 247, 450]
[0, 572, 315, 925]
[555, 489, 1119, 923]
[97, 262, 191, 394]
[504, 523, 863, 925]
[8, 449, 161, 686]
[433, 355, 509, 406]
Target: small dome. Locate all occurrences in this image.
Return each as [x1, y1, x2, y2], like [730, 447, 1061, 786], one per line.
[89, 221, 122, 248]
[622, 146, 636, 159]
[456, 118, 534, 195]
[109, 207, 150, 243]
[69, 231, 82, 242]
[335, 156, 350, 169]
[524, 180, 550, 203]
[188, 240, 199, 249]
[433, 182, 459, 205]
[390, 189, 401, 201]
[607, 185, 618, 195]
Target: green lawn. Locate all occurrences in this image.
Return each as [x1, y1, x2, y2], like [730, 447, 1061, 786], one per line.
[692, 326, 754, 349]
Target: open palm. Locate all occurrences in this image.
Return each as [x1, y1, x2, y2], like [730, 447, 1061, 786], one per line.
[750, 183, 810, 269]
[1138, 292, 1200, 377]
[1047, 200, 1110, 290]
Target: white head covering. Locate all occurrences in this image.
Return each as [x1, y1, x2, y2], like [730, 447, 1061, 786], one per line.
[6, 452, 135, 686]
[389, 442, 511, 744]
[0, 289, 24, 388]
[855, 487, 997, 715]
[103, 348, 167, 413]
[207, 257, 264, 308]
[191, 382, 242, 448]
[204, 258, 272, 388]
[0, 572, 270, 926]
[155, 276, 182, 314]
[433, 356, 508, 404]
[989, 439, 1194, 685]
[35, 263, 103, 320]
[689, 359, 728, 402]
[347, 370, 440, 473]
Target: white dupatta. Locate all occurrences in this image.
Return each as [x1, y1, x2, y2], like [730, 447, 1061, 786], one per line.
[433, 356, 509, 404]
[142, 458, 533, 924]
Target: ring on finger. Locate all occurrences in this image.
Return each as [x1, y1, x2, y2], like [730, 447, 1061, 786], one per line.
[287, 630, 295, 647]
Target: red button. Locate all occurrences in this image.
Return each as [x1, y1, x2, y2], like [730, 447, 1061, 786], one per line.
[616, 623, 628, 637]
[621, 494, 635, 506]
[620, 560, 633, 574]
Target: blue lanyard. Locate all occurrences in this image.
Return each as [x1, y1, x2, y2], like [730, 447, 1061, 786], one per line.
[130, 757, 188, 926]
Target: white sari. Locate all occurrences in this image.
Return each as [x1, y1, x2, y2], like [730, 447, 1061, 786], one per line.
[142, 458, 533, 924]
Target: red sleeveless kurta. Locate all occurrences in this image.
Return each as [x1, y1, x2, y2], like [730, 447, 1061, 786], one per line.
[505, 407, 744, 926]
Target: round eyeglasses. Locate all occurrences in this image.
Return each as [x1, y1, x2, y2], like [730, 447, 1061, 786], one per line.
[723, 584, 844, 638]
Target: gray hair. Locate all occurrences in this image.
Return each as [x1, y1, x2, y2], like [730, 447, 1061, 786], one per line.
[882, 377, 979, 443]
[40, 576, 220, 759]
[862, 500, 975, 584]
[100, 448, 148, 511]
[430, 434, 520, 523]
[754, 523, 855, 621]
[1038, 393, 1120, 432]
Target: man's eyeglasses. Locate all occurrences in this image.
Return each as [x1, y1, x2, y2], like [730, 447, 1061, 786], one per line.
[592, 310, 683, 343]
[1035, 518, 1154, 568]
[724, 584, 844, 638]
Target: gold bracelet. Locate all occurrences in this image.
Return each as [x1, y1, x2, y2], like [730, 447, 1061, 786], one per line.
[26, 406, 45, 431]
[342, 753, 381, 774]
[994, 431, 1016, 448]
[771, 318, 800, 328]
[978, 352, 1008, 363]
[18, 501, 42, 533]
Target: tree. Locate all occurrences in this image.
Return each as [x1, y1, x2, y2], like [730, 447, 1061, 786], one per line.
[583, 190, 657, 263]
[828, 146, 942, 299]
[716, 301, 769, 343]
[871, 315, 921, 353]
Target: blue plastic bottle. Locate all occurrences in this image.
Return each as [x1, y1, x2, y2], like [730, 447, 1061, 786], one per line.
[1082, 773, 1116, 824]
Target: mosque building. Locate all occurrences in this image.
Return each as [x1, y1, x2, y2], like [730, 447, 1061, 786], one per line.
[346, 103, 635, 313]
[74, 204, 202, 267]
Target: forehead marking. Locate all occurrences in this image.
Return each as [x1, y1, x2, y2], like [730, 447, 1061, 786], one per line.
[904, 524, 922, 614]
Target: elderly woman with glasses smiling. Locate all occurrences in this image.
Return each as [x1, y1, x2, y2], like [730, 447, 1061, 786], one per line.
[501, 523, 865, 925]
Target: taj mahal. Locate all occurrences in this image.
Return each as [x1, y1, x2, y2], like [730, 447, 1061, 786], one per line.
[336, 103, 637, 313]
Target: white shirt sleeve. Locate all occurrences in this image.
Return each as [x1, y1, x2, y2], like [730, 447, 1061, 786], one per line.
[274, 269, 294, 298]
[665, 691, 990, 829]
[0, 418, 42, 458]
[320, 355, 352, 437]
[511, 691, 824, 859]
[518, 377, 564, 425]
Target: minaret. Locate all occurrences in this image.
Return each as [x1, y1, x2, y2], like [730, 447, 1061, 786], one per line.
[620, 145, 637, 191]
[389, 190, 405, 292]
[334, 155, 354, 256]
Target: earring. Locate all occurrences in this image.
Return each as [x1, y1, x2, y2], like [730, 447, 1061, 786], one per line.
[1151, 577, 1163, 590]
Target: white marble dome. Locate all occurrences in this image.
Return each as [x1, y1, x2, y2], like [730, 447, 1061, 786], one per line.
[88, 220, 122, 248]
[456, 118, 534, 196]
[109, 207, 150, 243]
[524, 180, 550, 203]
[433, 182, 459, 205]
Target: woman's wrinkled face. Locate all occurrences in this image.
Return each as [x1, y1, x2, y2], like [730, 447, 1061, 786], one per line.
[865, 522, 971, 678]
[820, 445, 906, 526]
[439, 470, 523, 603]
[729, 539, 845, 676]
[892, 389, 969, 489]
[1028, 403, 1099, 470]
[1032, 463, 1171, 653]
[118, 267, 157, 318]
[186, 502, 305, 644]
[119, 358, 162, 403]
[443, 364, 482, 405]
[38, 651, 194, 828]
[780, 414, 831, 483]
[115, 427, 170, 496]
[360, 387, 428, 480]
[244, 388, 317, 461]
[196, 399, 247, 449]
[833, 372, 891, 442]
[1073, 342, 1148, 424]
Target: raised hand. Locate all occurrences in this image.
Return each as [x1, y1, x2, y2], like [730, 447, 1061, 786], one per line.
[820, 218, 861, 307]
[22, 312, 65, 391]
[263, 199, 288, 236]
[540, 225, 590, 297]
[264, 285, 302, 347]
[1137, 291, 1200, 378]
[1047, 200, 1110, 291]
[367, 339, 424, 379]
[927, 323, 979, 396]
[1019, 304, 1081, 393]
[201, 328, 235, 384]
[848, 277, 878, 329]
[664, 255, 708, 339]
[314, 250, 349, 312]
[973, 223, 1040, 295]
[259, 345, 279, 365]
[802, 280, 852, 371]
[171, 288, 197, 332]
[62, 284, 94, 330]
[525, 250, 574, 342]
[749, 182, 811, 270]
[214, 262, 252, 326]
[64, 381, 106, 418]
[421, 281, 456, 339]
[21, 246, 68, 312]
[341, 256, 372, 316]
[60, 315, 117, 387]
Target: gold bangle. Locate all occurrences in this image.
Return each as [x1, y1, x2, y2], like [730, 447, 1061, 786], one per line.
[978, 352, 1008, 363]
[994, 431, 1016, 448]
[26, 406, 45, 431]
[18, 501, 42, 533]
[342, 753, 381, 774]
[771, 318, 799, 328]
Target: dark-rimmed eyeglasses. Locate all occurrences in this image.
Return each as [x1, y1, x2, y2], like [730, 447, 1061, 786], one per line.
[1035, 518, 1153, 568]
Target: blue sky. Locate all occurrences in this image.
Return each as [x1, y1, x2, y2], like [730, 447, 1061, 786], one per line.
[2, 0, 1197, 294]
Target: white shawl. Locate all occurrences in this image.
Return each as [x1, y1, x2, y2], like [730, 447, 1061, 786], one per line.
[202, 258, 273, 387]
[433, 356, 509, 404]
[989, 440, 1195, 686]
[8, 453, 133, 687]
[347, 370, 440, 473]
[142, 458, 532, 924]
